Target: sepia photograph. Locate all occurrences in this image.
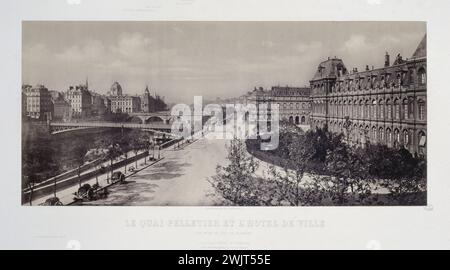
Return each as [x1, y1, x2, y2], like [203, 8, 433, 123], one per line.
[21, 21, 427, 207]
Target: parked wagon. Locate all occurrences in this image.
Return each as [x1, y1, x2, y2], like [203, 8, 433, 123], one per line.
[40, 197, 63, 206]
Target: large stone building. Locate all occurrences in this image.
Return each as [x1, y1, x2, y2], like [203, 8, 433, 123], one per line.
[309, 35, 427, 156]
[271, 86, 311, 125]
[23, 84, 53, 120]
[108, 82, 141, 114]
[246, 86, 311, 125]
[65, 84, 92, 118]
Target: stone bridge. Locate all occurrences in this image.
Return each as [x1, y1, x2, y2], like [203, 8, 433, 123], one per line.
[128, 111, 175, 124]
[49, 121, 176, 137]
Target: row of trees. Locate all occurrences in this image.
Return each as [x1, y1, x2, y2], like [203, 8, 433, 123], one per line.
[24, 129, 157, 204]
[71, 129, 155, 188]
[211, 122, 426, 206]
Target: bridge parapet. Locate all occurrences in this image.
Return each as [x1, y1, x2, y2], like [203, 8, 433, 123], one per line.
[50, 121, 174, 134]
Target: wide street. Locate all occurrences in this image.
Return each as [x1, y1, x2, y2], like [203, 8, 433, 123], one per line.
[84, 136, 231, 206]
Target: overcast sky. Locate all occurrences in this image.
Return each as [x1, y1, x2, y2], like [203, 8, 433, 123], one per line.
[22, 21, 425, 103]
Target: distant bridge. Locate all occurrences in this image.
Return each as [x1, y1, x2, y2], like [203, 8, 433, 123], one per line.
[49, 121, 177, 136]
[128, 111, 174, 124]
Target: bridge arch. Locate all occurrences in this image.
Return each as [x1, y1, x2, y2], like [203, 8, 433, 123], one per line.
[145, 116, 165, 124]
[128, 116, 145, 124]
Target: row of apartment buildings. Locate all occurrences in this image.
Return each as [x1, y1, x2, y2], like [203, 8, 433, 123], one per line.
[245, 35, 426, 156]
[22, 81, 167, 121]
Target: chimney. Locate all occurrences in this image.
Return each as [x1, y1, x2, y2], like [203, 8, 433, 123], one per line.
[384, 51, 390, 67]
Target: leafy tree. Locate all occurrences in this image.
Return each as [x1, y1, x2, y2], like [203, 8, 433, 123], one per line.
[73, 144, 89, 188]
[85, 142, 108, 186]
[210, 137, 259, 205]
[325, 144, 374, 205]
[106, 142, 122, 182]
[129, 130, 147, 168]
[380, 175, 426, 205]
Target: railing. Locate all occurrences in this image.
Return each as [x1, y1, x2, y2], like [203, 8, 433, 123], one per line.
[50, 121, 172, 130]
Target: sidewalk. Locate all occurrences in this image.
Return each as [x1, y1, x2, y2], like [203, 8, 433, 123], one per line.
[26, 149, 164, 206]
[26, 135, 196, 206]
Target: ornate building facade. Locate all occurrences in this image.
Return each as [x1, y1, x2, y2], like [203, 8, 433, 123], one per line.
[246, 86, 311, 126]
[309, 35, 427, 156]
[108, 82, 141, 114]
[271, 86, 311, 125]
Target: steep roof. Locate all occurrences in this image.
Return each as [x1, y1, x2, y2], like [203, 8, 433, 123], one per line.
[312, 58, 348, 81]
[411, 34, 426, 59]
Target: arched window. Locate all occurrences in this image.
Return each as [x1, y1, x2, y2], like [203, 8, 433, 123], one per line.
[364, 100, 369, 118]
[379, 99, 384, 119]
[418, 99, 426, 120]
[341, 101, 345, 117]
[386, 99, 392, 119]
[372, 127, 377, 143]
[387, 128, 392, 146]
[418, 131, 426, 156]
[403, 98, 409, 119]
[359, 100, 363, 118]
[408, 98, 414, 119]
[379, 127, 384, 142]
[418, 67, 426, 85]
[394, 99, 400, 119]
[372, 100, 377, 119]
[403, 129, 410, 146]
[394, 129, 400, 147]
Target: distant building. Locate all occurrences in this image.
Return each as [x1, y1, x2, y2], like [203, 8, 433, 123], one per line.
[21, 85, 30, 118]
[140, 85, 168, 113]
[108, 81, 123, 96]
[246, 85, 311, 126]
[103, 97, 111, 113]
[90, 92, 108, 116]
[23, 84, 53, 120]
[271, 86, 311, 125]
[140, 86, 152, 112]
[108, 82, 141, 114]
[309, 35, 427, 156]
[49, 90, 63, 102]
[65, 84, 92, 118]
[52, 96, 71, 121]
